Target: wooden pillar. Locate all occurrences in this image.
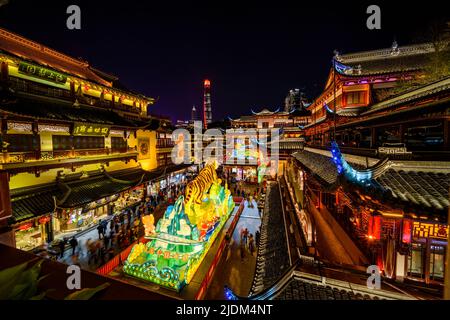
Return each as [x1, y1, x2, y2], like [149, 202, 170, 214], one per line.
[444, 203, 450, 299]
[443, 119, 449, 151]
[371, 127, 376, 148]
[399, 124, 405, 144]
[0, 171, 14, 247]
[0, 171, 11, 223]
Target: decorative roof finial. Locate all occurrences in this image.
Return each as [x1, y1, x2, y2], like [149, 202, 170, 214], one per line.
[333, 49, 342, 62]
[391, 39, 400, 56]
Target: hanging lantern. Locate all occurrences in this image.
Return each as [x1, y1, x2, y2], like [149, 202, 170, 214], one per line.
[38, 216, 51, 224]
[402, 219, 412, 244]
[18, 222, 33, 231]
[368, 212, 382, 240]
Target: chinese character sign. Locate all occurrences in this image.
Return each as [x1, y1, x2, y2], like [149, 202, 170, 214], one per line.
[73, 123, 110, 136]
[18, 62, 67, 84]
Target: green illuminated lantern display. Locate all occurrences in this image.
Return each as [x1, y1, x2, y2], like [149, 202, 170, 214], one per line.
[123, 162, 234, 291]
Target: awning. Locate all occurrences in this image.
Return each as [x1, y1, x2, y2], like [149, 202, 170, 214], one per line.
[10, 163, 193, 223]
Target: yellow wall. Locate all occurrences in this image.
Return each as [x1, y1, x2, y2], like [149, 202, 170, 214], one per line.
[8, 160, 140, 190]
[9, 129, 158, 190]
[127, 129, 157, 171]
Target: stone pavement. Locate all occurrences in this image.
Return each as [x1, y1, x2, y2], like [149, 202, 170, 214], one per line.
[205, 198, 262, 299]
[55, 202, 169, 271]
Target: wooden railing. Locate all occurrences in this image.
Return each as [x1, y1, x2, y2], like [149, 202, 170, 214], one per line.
[1, 148, 137, 164]
[194, 199, 245, 300]
[96, 237, 149, 276]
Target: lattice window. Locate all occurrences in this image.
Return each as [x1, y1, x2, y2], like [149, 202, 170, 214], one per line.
[5, 134, 39, 152]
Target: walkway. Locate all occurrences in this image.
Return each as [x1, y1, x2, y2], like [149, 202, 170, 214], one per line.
[205, 199, 262, 299]
[54, 202, 169, 271]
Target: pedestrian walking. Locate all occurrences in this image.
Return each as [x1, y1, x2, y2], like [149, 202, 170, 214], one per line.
[97, 220, 104, 239]
[69, 236, 78, 256]
[104, 233, 110, 249]
[127, 210, 132, 225]
[240, 242, 246, 262]
[243, 228, 249, 247]
[59, 238, 67, 258]
[249, 234, 255, 256]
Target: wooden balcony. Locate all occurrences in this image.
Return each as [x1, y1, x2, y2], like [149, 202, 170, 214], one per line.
[0, 148, 139, 173]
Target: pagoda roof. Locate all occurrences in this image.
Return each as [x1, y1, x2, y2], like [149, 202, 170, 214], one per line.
[289, 107, 311, 117]
[362, 76, 450, 116]
[292, 148, 450, 214]
[335, 42, 439, 77]
[251, 107, 280, 116]
[0, 27, 112, 87]
[9, 164, 192, 223]
[0, 97, 149, 128]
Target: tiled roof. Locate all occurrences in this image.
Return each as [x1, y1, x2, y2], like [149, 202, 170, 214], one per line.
[274, 278, 383, 300]
[0, 27, 112, 87]
[362, 77, 450, 116]
[57, 175, 135, 208]
[292, 150, 339, 185]
[337, 43, 437, 76]
[251, 107, 280, 115]
[289, 107, 311, 117]
[10, 185, 65, 224]
[291, 150, 450, 213]
[278, 140, 304, 150]
[10, 164, 192, 222]
[250, 183, 290, 295]
[376, 169, 450, 211]
[0, 98, 147, 128]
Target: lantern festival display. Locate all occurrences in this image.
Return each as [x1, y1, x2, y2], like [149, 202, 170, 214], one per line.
[123, 162, 234, 291]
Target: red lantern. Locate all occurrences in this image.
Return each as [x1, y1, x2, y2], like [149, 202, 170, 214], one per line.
[402, 219, 412, 244]
[39, 216, 50, 224]
[368, 213, 381, 240]
[18, 223, 33, 231]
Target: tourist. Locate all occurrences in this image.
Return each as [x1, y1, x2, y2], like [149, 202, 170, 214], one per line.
[127, 210, 132, 225]
[98, 241, 106, 265]
[58, 238, 67, 258]
[249, 234, 255, 256]
[69, 236, 78, 256]
[243, 228, 249, 246]
[104, 233, 110, 249]
[97, 220, 104, 239]
[240, 242, 246, 262]
[71, 253, 81, 267]
[88, 240, 97, 265]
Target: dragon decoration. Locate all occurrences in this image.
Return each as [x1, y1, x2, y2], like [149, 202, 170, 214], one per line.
[123, 161, 234, 291]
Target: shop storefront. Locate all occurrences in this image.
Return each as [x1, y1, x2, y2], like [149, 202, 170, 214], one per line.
[403, 220, 448, 284]
[224, 165, 258, 183]
[14, 215, 51, 251]
[52, 186, 145, 239]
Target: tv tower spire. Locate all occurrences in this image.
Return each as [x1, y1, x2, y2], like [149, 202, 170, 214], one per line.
[203, 79, 212, 129]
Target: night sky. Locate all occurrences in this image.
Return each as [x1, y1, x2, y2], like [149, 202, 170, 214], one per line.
[0, 0, 448, 121]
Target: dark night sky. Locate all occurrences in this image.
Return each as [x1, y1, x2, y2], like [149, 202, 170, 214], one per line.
[0, 0, 448, 121]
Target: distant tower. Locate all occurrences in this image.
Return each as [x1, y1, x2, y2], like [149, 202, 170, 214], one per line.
[191, 105, 197, 121]
[203, 79, 212, 128]
[285, 89, 301, 112]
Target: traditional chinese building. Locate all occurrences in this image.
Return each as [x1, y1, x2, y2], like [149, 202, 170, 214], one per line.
[285, 41, 450, 289]
[0, 27, 188, 251]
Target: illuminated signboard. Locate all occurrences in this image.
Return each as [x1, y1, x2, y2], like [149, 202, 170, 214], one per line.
[73, 123, 110, 136]
[413, 221, 448, 240]
[18, 62, 67, 84]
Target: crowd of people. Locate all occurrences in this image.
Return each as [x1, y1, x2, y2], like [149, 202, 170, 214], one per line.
[56, 179, 190, 269]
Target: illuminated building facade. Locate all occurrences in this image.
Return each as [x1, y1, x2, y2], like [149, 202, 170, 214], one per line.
[0, 28, 187, 251]
[286, 41, 450, 288]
